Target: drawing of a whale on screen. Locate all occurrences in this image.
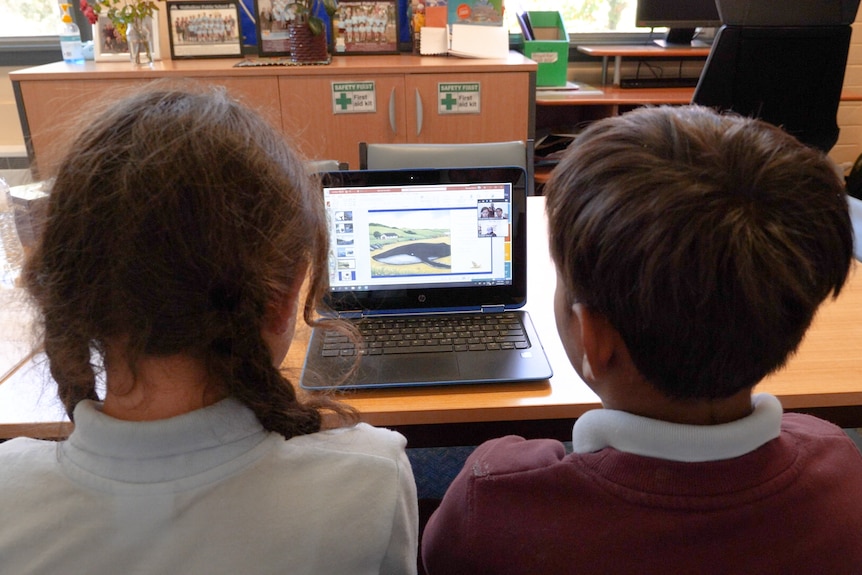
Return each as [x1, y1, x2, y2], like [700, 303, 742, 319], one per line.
[372, 242, 452, 269]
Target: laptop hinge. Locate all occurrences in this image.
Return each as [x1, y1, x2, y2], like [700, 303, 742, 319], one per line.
[480, 305, 507, 314]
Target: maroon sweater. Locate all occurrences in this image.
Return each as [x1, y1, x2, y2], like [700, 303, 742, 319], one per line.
[422, 414, 862, 574]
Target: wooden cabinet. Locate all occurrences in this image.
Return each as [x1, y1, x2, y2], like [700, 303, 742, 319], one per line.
[279, 69, 532, 166]
[11, 54, 536, 177]
[404, 71, 531, 144]
[279, 73, 406, 166]
[14, 76, 283, 178]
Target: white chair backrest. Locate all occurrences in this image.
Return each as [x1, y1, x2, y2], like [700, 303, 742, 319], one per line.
[359, 141, 535, 195]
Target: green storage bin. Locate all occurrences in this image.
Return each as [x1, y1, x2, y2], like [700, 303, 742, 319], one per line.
[523, 12, 570, 87]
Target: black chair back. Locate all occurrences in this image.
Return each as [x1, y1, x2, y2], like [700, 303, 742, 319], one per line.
[693, 24, 852, 152]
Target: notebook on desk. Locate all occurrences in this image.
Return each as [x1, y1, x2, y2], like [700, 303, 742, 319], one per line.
[299, 167, 553, 390]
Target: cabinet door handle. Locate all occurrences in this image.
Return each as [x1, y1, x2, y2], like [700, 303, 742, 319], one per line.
[388, 87, 397, 134]
[414, 88, 423, 136]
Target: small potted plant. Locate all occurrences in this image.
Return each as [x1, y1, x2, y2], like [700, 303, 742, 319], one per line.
[287, 0, 338, 63]
[81, 0, 160, 65]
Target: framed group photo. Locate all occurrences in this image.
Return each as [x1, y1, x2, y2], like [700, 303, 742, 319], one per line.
[253, 0, 295, 57]
[94, 15, 161, 62]
[332, 0, 399, 54]
[167, 1, 243, 59]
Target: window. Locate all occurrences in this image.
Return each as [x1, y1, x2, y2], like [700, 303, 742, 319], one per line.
[0, 0, 85, 67]
[0, 0, 59, 37]
[513, 0, 642, 33]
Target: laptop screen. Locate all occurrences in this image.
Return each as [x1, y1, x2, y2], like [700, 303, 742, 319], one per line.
[319, 167, 528, 315]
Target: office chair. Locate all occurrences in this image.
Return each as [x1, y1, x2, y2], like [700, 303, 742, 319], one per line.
[358, 140, 536, 195]
[692, 22, 852, 153]
[307, 159, 348, 172]
[691, 0, 861, 153]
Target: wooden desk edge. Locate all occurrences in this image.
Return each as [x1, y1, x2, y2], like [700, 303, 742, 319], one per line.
[576, 44, 711, 58]
[1, 421, 73, 441]
[536, 87, 862, 106]
[10, 399, 862, 444]
[8, 53, 537, 82]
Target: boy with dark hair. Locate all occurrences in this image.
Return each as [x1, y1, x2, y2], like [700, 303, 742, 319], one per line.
[421, 105, 862, 574]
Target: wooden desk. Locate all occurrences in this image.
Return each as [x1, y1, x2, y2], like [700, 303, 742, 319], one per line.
[577, 44, 711, 86]
[535, 85, 862, 108]
[2, 197, 861, 443]
[533, 84, 698, 188]
[536, 84, 695, 106]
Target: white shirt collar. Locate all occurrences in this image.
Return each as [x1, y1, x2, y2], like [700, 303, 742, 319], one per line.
[571, 393, 783, 462]
[64, 398, 270, 482]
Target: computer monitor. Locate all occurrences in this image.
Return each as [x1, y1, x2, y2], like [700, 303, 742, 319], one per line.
[636, 0, 722, 46]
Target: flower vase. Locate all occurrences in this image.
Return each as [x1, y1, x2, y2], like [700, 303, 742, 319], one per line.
[287, 24, 329, 64]
[127, 21, 154, 66]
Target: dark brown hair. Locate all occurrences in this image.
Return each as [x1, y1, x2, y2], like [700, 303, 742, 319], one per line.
[24, 85, 356, 437]
[545, 105, 853, 400]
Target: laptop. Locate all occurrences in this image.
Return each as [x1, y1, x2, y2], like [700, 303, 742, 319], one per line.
[299, 166, 553, 390]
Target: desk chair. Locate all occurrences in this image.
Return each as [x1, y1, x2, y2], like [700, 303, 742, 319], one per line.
[307, 159, 348, 172]
[358, 140, 536, 195]
[692, 23, 851, 153]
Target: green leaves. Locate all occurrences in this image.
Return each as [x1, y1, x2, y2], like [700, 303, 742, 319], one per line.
[92, 0, 159, 39]
[290, 0, 337, 36]
[321, 0, 338, 18]
[307, 15, 324, 36]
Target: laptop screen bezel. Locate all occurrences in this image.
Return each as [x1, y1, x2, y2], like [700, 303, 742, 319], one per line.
[318, 166, 529, 315]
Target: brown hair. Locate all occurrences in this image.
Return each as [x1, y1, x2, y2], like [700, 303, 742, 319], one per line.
[545, 105, 853, 400]
[24, 85, 356, 437]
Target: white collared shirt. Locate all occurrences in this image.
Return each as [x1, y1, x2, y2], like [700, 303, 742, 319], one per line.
[571, 393, 783, 462]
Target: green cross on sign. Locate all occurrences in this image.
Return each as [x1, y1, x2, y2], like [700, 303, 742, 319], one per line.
[335, 93, 353, 110]
[441, 93, 457, 110]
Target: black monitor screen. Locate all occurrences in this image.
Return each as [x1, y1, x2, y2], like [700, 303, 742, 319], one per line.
[636, 0, 722, 45]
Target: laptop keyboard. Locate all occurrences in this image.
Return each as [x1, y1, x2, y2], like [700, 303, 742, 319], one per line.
[320, 312, 530, 357]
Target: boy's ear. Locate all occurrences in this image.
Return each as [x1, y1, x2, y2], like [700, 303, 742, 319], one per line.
[571, 303, 619, 382]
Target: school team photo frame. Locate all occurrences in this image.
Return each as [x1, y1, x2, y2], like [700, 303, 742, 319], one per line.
[167, 1, 243, 59]
[332, 0, 399, 55]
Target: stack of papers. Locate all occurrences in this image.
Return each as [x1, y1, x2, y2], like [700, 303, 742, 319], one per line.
[420, 24, 509, 58]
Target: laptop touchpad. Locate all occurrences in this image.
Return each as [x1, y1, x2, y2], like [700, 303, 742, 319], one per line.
[377, 354, 460, 384]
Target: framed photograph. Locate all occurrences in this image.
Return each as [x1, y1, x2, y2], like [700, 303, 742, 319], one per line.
[253, 0, 294, 57]
[94, 15, 161, 62]
[333, 0, 399, 54]
[167, 1, 243, 59]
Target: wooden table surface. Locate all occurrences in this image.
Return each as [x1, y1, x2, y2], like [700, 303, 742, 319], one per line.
[2, 196, 861, 442]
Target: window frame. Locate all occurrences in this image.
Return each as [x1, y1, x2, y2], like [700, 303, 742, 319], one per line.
[0, 6, 92, 67]
[0, 37, 63, 66]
